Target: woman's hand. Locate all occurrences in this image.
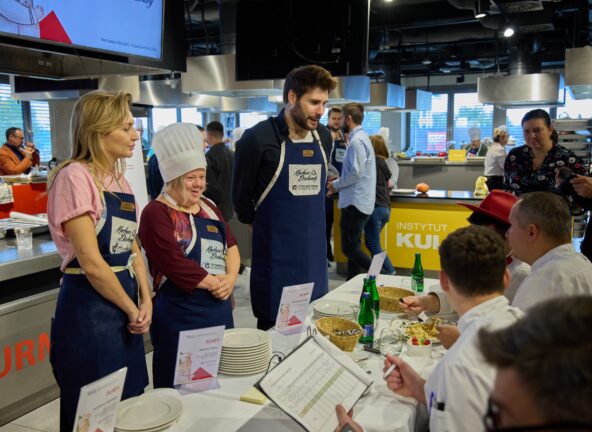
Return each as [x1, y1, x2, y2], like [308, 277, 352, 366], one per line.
[335, 405, 363, 432]
[571, 175, 592, 198]
[128, 300, 152, 334]
[383, 354, 426, 403]
[209, 274, 236, 301]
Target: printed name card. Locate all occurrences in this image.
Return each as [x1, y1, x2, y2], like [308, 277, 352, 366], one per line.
[72, 367, 127, 432]
[275, 283, 314, 335]
[368, 252, 387, 277]
[174, 325, 225, 386]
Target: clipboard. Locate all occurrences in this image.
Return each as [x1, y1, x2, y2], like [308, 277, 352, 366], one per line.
[255, 334, 373, 432]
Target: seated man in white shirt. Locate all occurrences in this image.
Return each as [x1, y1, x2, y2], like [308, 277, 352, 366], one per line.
[400, 190, 530, 347]
[336, 225, 524, 432]
[479, 296, 592, 430]
[508, 191, 592, 310]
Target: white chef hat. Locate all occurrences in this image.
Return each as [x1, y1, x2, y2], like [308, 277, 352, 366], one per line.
[152, 123, 206, 183]
[378, 127, 390, 145]
[468, 125, 481, 140]
[493, 125, 508, 138]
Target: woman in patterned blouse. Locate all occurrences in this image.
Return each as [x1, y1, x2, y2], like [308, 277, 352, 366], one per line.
[504, 109, 585, 196]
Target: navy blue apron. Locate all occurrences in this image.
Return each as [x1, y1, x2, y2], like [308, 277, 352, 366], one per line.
[51, 192, 148, 432]
[150, 203, 234, 388]
[330, 139, 347, 176]
[251, 128, 329, 323]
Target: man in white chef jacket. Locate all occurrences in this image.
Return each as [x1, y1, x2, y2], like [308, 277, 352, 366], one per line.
[336, 225, 523, 432]
[508, 191, 592, 310]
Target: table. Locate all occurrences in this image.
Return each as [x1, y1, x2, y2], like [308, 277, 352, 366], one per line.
[163, 275, 446, 432]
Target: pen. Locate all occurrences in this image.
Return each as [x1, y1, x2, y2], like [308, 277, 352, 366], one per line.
[383, 363, 397, 380]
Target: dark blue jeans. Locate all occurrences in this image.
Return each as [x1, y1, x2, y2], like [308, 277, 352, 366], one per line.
[340, 205, 372, 280]
[364, 206, 396, 274]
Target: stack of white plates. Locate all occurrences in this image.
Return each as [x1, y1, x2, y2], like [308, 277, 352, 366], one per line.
[219, 328, 272, 376]
[312, 299, 356, 320]
[115, 393, 183, 432]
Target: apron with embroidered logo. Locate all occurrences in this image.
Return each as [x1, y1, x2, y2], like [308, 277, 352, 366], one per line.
[50, 192, 148, 432]
[150, 202, 233, 388]
[251, 129, 329, 322]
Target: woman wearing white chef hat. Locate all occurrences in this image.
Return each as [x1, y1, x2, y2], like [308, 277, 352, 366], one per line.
[484, 125, 510, 191]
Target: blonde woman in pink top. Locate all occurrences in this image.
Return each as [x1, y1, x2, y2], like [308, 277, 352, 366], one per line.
[47, 91, 150, 432]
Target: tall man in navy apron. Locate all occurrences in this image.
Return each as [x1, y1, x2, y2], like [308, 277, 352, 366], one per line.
[328, 103, 376, 280]
[326, 106, 346, 262]
[233, 65, 337, 330]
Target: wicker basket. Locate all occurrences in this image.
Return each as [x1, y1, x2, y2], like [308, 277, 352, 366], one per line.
[378, 286, 414, 312]
[316, 317, 362, 352]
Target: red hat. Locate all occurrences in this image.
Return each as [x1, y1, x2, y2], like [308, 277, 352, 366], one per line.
[457, 190, 518, 225]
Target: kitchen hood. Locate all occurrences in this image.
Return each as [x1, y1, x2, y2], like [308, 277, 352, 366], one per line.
[327, 76, 370, 104]
[10, 75, 140, 101]
[393, 89, 432, 112]
[138, 79, 278, 112]
[364, 82, 405, 111]
[181, 54, 282, 97]
[477, 73, 565, 106]
[565, 46, 592, 100]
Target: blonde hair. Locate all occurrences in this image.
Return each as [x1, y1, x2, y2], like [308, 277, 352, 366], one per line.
[370, 134, 389, 159]
[164, 169, 207, 208]
[49, 91, 132, 190]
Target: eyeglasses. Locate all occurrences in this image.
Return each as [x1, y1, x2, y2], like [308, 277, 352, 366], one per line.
[484, 398, 592, 431]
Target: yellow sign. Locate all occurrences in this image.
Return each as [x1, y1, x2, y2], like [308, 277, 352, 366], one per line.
[448, 149, 467, 162]
[386, 203, 471, 270]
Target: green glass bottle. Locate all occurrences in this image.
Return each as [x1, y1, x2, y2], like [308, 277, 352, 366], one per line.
[367, 275, 380, 319]
[358, 292, 375, 344]
[411, 252, 424, 293]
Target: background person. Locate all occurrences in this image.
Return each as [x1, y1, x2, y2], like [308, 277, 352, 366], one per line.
[504, 109, 585, 197]
[232, 65, 336, 330]
[204, 120, 234, 221]
[328, 103, 376, 280]
[479, 296, 592, 431]
[47, 91, 151, 432]
[507, 191, 592, 310]
[363, 134, 396, 274]
[139, 123, 239, 388]
[461, 125, 488, 157]
[0, 126, 40, 174]
[326, 106, 345, 262]
[484, 125, 509, 191]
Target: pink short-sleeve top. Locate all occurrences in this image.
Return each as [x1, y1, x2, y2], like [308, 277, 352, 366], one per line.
[47, 162, 137, 271]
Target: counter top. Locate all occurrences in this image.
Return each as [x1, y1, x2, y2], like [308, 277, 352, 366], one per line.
[397, 159, 484, 166]
[390, 189, 483, 203]
[0, 234, 61, 282]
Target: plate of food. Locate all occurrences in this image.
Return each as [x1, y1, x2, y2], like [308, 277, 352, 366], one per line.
[390, 318, 443, 343]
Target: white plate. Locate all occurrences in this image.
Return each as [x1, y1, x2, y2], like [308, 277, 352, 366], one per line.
[219, 365, 269, 375]
[313, 300, 355, 316]
[221, 345, 272, 355]
[116, 394, 183, 431]
[391, 189, 417, 194]
[222, 328, 271, 349]
[116, 418, 178, 432]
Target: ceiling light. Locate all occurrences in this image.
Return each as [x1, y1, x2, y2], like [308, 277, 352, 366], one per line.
[384, 0, 394, 2]
[474, 0, 488, 19]
[422, 59, 432, 65]
[503, 27, 515, 37]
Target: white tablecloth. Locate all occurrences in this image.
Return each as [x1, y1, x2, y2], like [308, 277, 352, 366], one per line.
[162, 275, 446, 432]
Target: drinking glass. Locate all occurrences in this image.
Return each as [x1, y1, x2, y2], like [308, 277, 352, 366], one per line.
[15, 228, 33, 250]
[379, 328, 402, 356]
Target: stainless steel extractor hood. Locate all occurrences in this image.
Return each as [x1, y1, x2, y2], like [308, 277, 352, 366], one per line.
[565, 46, 592, 100]
[327, 76, 370, 104]
[364, 82, 405, 110]
[181, 54, 282, 97]
[393, 89, 432, 112]
[477, 73, 565, 106]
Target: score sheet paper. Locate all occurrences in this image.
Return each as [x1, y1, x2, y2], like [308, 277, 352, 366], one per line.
[257, 335, 372, 432]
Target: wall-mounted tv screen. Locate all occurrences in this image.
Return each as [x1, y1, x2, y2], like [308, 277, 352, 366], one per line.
[0, 0, 163, 59]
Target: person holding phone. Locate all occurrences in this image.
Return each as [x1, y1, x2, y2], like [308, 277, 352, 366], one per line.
[0, 127, 40, 175]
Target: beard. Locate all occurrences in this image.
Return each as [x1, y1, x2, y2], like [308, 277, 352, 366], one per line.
[290, 100, 319, 131]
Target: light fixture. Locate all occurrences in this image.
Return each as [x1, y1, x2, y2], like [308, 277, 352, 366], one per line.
[422, 59, 432, 65]
[384, 0, 394, 2]
[474, 0, 488, 19]
[503, 26, 515, 37]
